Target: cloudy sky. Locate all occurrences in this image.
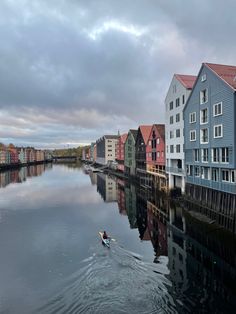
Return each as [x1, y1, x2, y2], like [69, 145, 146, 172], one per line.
[0, 0, 236, 148]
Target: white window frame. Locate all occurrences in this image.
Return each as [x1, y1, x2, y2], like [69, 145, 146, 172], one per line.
[200, 128, 209, 144]
[201, 74, 207, 82]
[201, 148, 208, 163]
[221, 147, 229, 163]
[176, 113, 180, 123]
[214, 124, 223, 138]
[194, 149, 199, 162]
[200, 108, 208, 125]
[176, 144, 181, 153]
[190, 130, 196, 142]
[194, 166, 200, 177]
[200, 88, 208, 104]
[212, 148, 219, 163]
[189, 112, 196, 124]
[170, 116, 174, 124]
[222, 169, 230, 182]
[213, 102, 222, 117]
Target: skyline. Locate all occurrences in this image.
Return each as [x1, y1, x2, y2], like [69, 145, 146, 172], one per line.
[0, 0, 236, 148]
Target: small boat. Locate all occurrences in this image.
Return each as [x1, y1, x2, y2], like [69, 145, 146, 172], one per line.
[98, 231, 110, 248]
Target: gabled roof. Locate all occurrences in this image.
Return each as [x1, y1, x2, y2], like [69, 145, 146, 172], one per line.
[152, 124, 165, 141]
[120, 133, 128, 144]
[204, 62, 236, 90]
[103, 135, 119, 139]
[175, 74, 197, 89]
[130, 129, 138, 140]
[139, 125, 152, 145]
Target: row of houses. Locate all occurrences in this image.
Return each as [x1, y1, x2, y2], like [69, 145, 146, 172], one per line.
[0, 144, 52, 166]
[84, 62, 236, 202]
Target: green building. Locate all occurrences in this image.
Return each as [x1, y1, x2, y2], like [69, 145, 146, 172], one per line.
[124, 129, 138, 176]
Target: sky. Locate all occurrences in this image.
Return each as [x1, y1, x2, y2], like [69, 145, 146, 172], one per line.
[0, 0, 236, 149]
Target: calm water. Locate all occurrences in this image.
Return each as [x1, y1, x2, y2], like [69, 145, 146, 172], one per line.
[0, 163, 235, 314]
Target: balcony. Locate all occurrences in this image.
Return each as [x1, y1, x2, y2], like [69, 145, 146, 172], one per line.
[186, 176, 236, 194]
[146, 164, 166, 178]
[166, 166, 185, 175]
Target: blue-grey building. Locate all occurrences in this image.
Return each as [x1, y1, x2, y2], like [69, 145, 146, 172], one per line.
[183, 63, 236, 230]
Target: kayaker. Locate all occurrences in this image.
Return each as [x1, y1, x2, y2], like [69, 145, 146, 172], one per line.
[103, 231, 108, 239]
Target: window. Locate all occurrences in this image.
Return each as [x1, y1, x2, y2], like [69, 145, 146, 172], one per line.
[157, 151, 160, 158]
[194, 149, 199, 162]
[222, 169, 230, 182]
[213, 102, 222, 116]
[212, 168, 219, 182]
[152, 152, 156, 161]
[176, 98, 180, 107]
[152, 139, 156, 148]
[176, 144, 181, 153]
[182, 94, 185, 104]
[212, 148, 219, 162]
[170, 145, 174, 153]
[169, 101, 173, 110]
[201, 74, 207, 82]
[200, 108, 208, 124]
[232, 170, 235, 183]
[201, 167, 209, 179]
[200, 128, 208, 144]
[170, 116, 174, 124]
[190, 130, 196, 141]
[214, 124, 223, 138]
[176, 113, 180, 122]
[221, 148, 229, 163]
[161, 151, 164, 157]
[148, 140, 152, 146]
[194, 166, 200, 177]
[202, 148, 208, 162]
[176, 129, 180, 138]
[170, 130, 174, 139]
[157, 138, 160, 145]
[189, 112, 196, 123]
[200, 89, 208, 104]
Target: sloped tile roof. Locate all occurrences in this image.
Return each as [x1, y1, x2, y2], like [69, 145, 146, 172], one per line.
[204, 62, 236, 90]
[152, 124, 165, 141]
[139, 125, 152, 144]
[120, 133, 128, 144]
[175, 74, 197, 89]
[130, 129, 138, 140]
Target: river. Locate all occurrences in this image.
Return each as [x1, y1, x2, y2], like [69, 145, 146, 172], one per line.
[0, 163, 235, 313]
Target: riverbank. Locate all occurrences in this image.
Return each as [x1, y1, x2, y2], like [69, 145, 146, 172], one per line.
[0, 159, 53, 172]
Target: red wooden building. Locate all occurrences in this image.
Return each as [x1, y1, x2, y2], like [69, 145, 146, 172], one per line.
[146, 124, 166, 187]
[116, 133, 128, 172]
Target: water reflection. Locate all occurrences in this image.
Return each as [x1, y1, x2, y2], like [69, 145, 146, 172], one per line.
[91, 171, 236, 312]
[0, 164, 235, 313]
[0, 163, 52, 188]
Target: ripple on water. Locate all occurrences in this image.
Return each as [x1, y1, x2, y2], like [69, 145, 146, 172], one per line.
[36, 244, 177, 314]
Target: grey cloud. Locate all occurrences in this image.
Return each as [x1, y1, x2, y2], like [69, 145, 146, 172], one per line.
[0, 0, 236, 147]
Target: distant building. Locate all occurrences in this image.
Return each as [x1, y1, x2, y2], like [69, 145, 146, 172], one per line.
[116, 133, 128, 172]
[96, 135, 119, 165]
[90, 142, 96, 162]
[124, 129, 138, 176]
[165, 74, 196, 193]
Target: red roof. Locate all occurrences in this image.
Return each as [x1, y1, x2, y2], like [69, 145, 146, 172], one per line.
[139, 125, 152, 145]
[204, 63, 236, 90]
[175, 74, 197, 89]
[120, 133, 128, 144]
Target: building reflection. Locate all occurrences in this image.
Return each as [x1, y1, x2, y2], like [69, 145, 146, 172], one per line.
[0, 163, 52, 188]
[117, 179, 127, 215]
[80, 169, 236, 309]
[125, 182, 137, 229]
[96, 173, 117, 202]
[168, 203, 236, 311]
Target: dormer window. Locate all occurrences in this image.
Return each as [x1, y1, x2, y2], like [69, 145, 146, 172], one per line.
[200, 89, 208, 104]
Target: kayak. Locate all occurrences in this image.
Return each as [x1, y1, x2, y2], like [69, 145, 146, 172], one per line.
[99, 231, 110, 248]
